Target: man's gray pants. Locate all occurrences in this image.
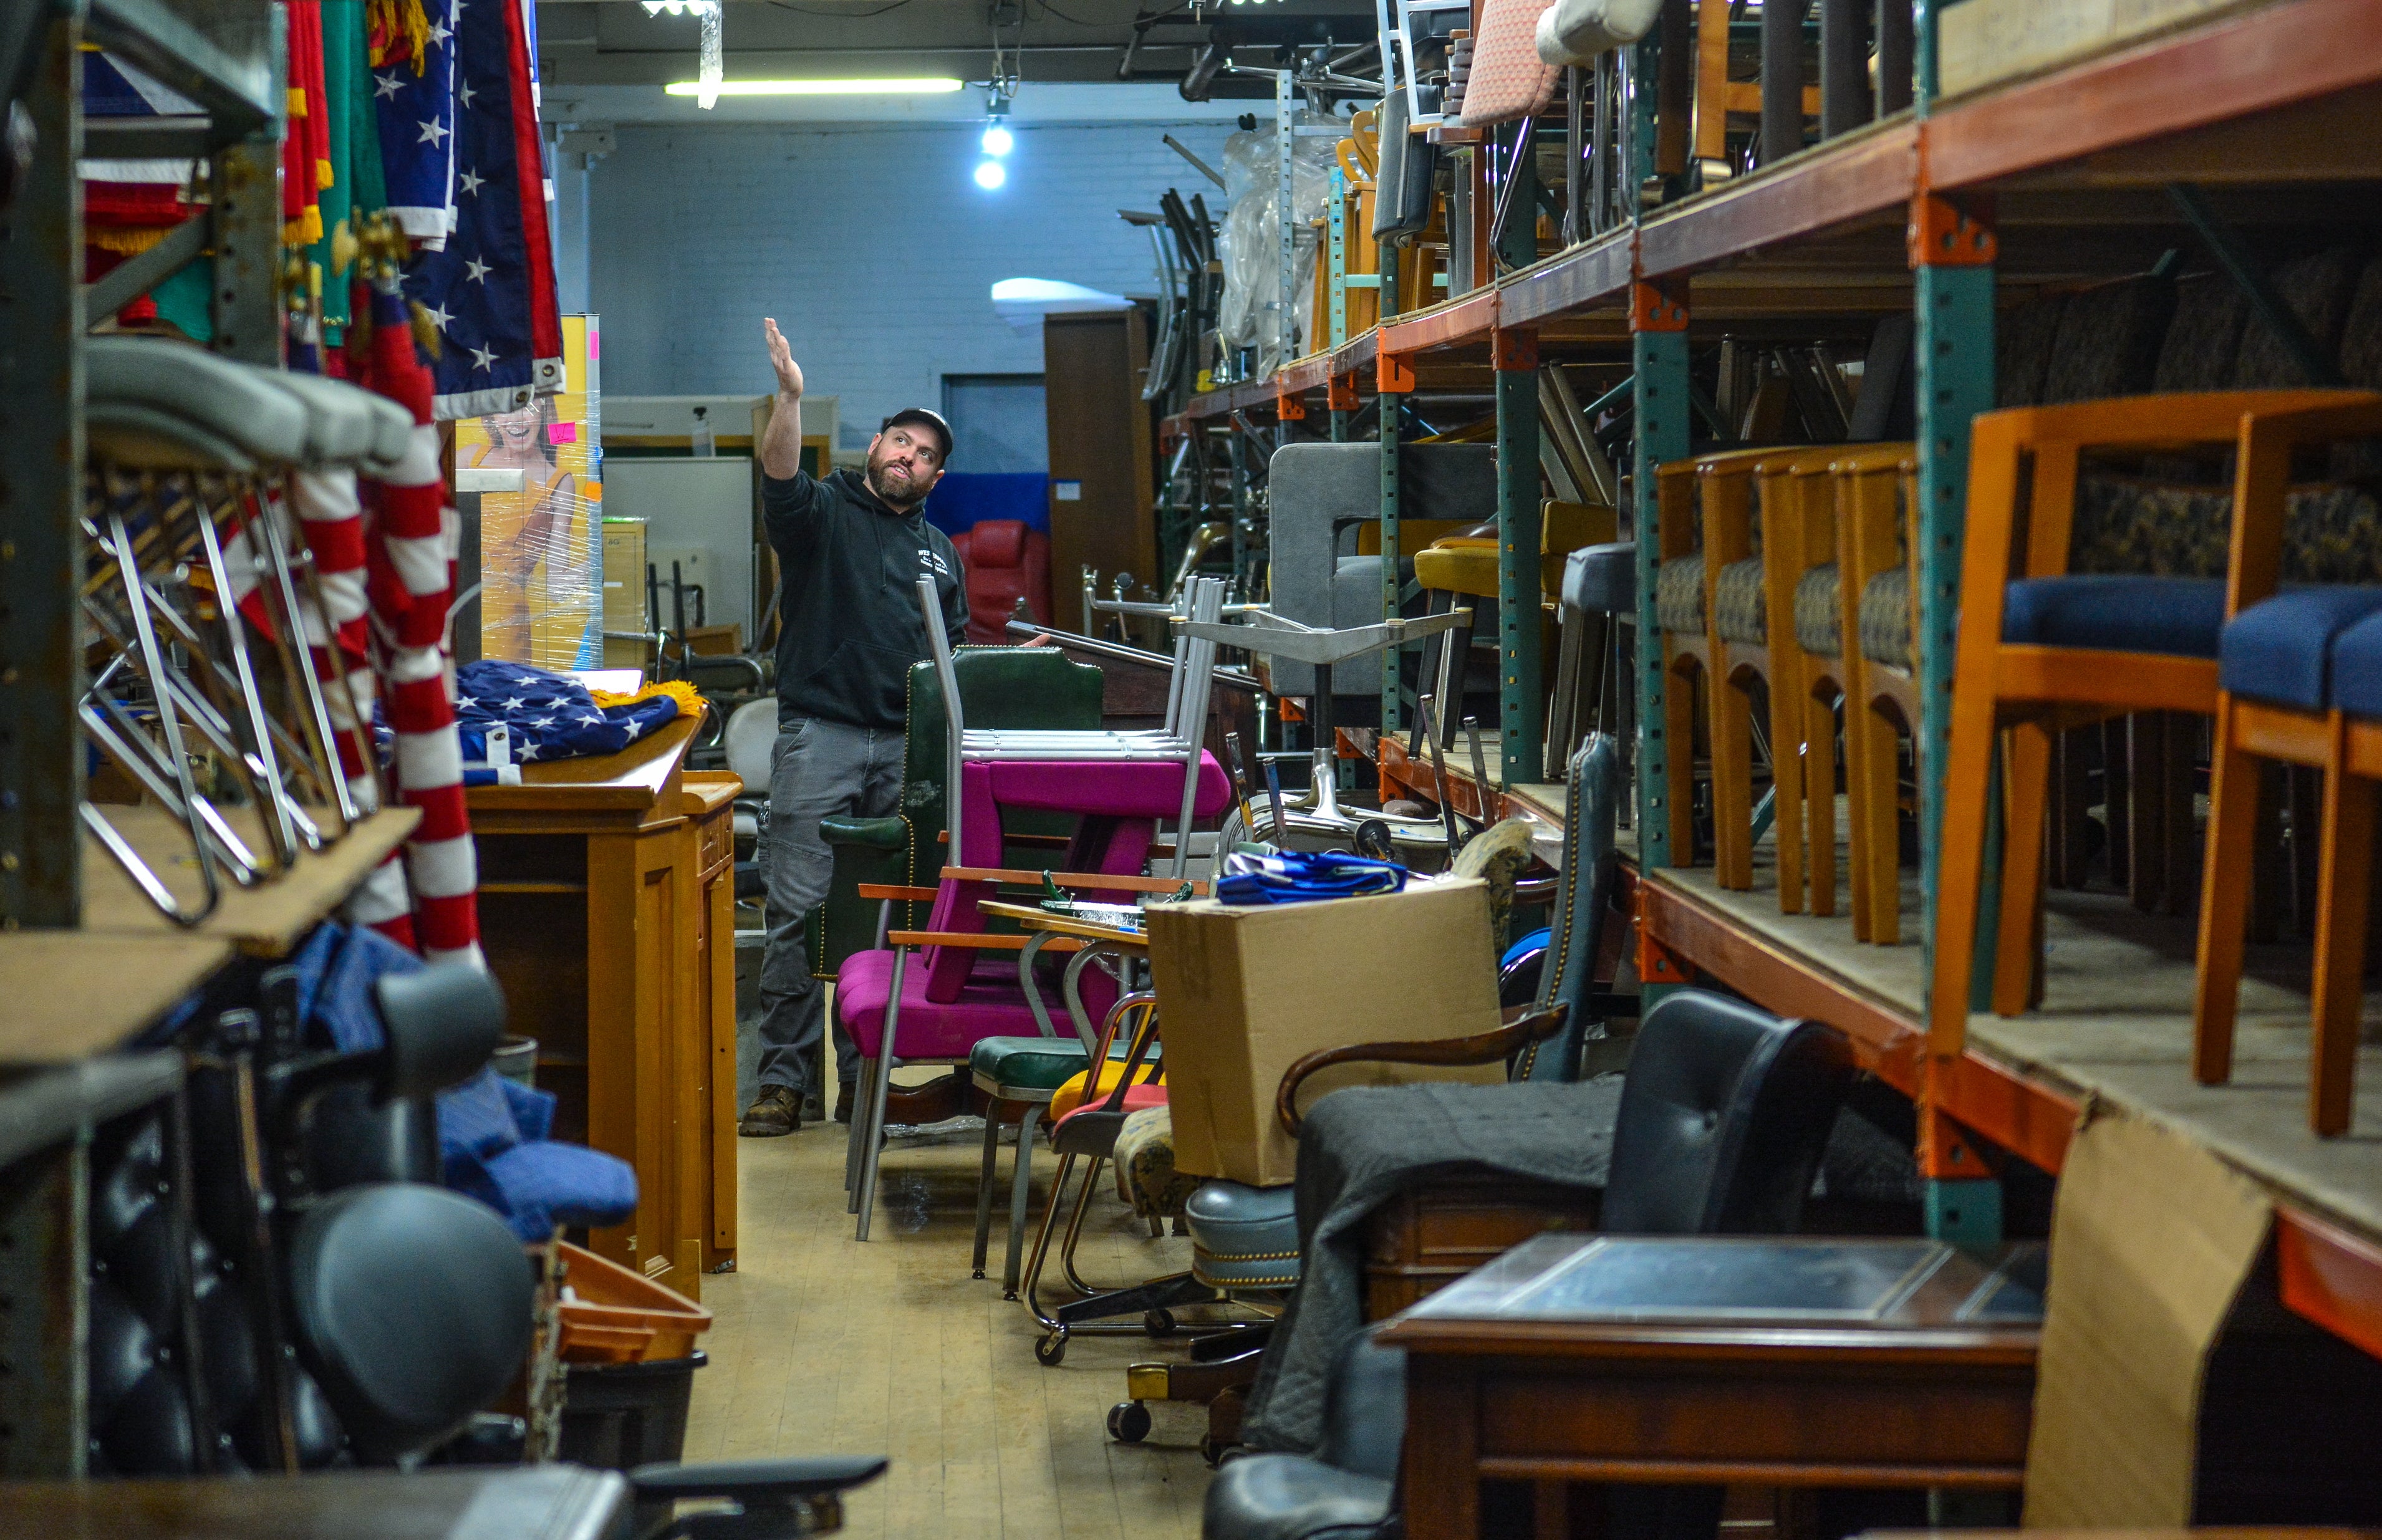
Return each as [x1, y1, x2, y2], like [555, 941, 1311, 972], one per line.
[755, 715, 905, 1097]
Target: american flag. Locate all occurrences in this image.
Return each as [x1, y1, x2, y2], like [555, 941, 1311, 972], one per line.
[403, 0, 563, 418]
[373, 0, 458, 248]
[450, 660, 688, 768]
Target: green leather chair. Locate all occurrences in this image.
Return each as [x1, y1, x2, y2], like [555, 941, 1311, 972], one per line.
[808, 647, 1107, 982]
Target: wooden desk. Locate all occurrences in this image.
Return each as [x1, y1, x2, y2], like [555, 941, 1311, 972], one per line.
[1378, 1234, 2046, 1540]
[468, 715, 740, 1289]
[0, 1465, 627, 1539]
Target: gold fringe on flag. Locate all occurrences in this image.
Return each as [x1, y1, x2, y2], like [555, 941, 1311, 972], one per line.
[367, 0, 432, 75]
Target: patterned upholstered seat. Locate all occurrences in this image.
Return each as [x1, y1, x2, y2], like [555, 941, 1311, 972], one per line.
[1653, 552, 1705, 633]
[1793, 563, 1841, 657]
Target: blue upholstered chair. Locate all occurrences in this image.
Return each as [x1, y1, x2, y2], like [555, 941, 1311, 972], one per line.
[1929, 389, 2382, 1048]
[2195, 405, 2382, 1135]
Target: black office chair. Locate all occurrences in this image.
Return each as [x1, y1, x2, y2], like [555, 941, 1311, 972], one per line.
[94, 954, 887, 1538]
[1200, 987, 1857, 1540]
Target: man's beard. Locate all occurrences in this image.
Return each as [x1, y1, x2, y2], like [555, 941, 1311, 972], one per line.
[866, 458, 923, 507]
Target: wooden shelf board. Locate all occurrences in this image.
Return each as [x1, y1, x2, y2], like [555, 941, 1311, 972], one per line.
[1927, 0, 2382, 192]
[0, 932, 234, 1064]
[1636, 833, 2382, 1356]
[80, 804, 420, 957]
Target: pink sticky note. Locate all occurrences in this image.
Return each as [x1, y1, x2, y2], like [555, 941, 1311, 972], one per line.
[548, 423, 579, 445]
[586, 324, 600, 359]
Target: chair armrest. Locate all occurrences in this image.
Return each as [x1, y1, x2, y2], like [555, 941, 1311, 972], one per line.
[884, 930, 1086, 952]
[1275, 1003, 1570, 1138]
[822, 814, 909, 852]
[941, 865, 1210, 896]
[856, 883, 939, 903]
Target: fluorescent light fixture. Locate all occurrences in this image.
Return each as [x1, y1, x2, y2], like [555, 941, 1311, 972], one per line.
[665, 77, 965, 96]
[973, 160, 1006, 190]
[981, 123, 1013, 156]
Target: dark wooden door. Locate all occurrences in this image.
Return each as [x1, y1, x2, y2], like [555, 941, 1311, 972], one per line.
[1043, 310, 1155, 630]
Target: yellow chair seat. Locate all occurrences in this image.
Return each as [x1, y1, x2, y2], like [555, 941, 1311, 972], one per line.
[1049, 1061, 1163, 1121]
[1414, 539, 1501, 597]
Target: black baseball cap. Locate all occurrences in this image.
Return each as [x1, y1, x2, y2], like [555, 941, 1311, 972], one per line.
[881, 408, 953, 463]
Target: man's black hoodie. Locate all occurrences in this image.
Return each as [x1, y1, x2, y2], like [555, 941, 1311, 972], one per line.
[761, 466, 970, 729]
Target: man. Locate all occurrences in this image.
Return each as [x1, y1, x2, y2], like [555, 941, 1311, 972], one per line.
[743, 316, 970, 1136]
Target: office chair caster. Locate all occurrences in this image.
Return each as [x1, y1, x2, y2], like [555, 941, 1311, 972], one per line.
[1142, 1308, 1177, 1338]
[1034, 1331, 1068, 1366]
[1107, 1400, 1152, 1444]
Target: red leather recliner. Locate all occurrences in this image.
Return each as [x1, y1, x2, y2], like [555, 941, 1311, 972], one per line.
[948, 519, 1053, 644]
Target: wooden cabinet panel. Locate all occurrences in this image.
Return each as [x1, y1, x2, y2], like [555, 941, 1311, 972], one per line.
[468, 722, 741, 1294]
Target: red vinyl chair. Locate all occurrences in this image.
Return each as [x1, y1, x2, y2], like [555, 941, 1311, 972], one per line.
[950, 519, 1053, 643]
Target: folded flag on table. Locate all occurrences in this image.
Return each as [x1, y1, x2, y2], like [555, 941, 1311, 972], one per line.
[435, 661, 699, 779]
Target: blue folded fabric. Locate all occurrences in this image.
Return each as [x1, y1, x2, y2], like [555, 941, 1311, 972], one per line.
[1215, 850, 1407, 905]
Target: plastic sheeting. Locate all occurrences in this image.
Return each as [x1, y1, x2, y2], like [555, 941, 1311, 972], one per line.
[1216, 112, 1344, 373]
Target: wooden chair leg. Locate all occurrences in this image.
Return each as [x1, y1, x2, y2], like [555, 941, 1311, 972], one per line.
[1805, 685, 1838, 918]
[1712, 667, 1757, 891]
[1928, 695, 2002, 1047]
[2192, 703, 2263, 1088]
[1767, 669, 1806, 913]
[1844, 683, 1874, 941]
[1861, 699, 1904, 946]
[1666, 658, 1699, 863]
[2310, 738, 2375, 1137]
[1992, 723, 2053, 1016]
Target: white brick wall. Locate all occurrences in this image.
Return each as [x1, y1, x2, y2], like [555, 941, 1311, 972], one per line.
[587, 120, 1240, 441]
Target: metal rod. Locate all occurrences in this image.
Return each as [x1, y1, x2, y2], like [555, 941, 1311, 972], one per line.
[2168, 181, 2346, 388]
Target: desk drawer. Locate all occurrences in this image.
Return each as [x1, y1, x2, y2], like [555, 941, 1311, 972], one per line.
[1362, 1178, 1602, 1320]
[695, 808, 734, 878]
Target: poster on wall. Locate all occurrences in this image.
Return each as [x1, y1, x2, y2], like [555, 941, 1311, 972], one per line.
[458, 315, 604, 668]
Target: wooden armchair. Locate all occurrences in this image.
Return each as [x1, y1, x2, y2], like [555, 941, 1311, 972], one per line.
[1929, 388, 2380, 1051]
[1705, 445, 1841, 910]
[1832, 444, 1920, 944]
[2190, 397, 2382, 1135]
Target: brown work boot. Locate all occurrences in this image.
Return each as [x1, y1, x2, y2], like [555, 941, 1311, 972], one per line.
[739, 1084, 801, 1137]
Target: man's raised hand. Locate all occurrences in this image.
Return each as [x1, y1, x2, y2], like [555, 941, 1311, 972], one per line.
[764, 317, 805, 400]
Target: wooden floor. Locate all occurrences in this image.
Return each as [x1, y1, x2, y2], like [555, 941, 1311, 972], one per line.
[680, 1100, 1217, 1539]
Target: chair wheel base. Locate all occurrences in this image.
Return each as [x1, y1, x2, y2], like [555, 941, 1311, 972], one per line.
[1107, 1400, 1152, 1443]
[1199, 1436, 1232, 1467]
[1034, 1331, 1068, 1366]
[1143, 1308, 1177, 1338]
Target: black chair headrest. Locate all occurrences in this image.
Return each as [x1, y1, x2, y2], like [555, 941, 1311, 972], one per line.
[286, 1184, 535, 1463]
[1604, 989, 1854, 1236]
[374, 965, 505, 1102]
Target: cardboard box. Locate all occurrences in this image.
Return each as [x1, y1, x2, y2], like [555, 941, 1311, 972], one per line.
[2022, 1108, 2272, 1527]
[1145, 878, 1508, 1187]
[1937, 0, 2270, 99]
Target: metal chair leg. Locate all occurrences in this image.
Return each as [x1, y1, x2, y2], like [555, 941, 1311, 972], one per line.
[1058, 1157, 1108, 1296]
[1021, 1152, 1081, 1332]
[844, 1050, 871, 1200]
[1001, 1108, 1039, 1299]
[854, 950, 907, 1241]
[972, 1097, 1004, 1279]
